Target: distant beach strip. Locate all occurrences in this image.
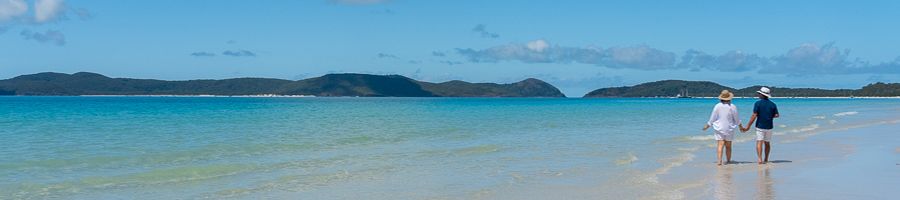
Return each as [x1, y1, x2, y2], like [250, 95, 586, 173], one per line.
[1, 72, 899, 97]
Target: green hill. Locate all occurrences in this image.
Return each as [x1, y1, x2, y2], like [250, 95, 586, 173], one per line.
[418, 78, 564, 97]
[0, 72, 566, 97]
[584, 80, 730, 98]
[584, 80, 900, 97]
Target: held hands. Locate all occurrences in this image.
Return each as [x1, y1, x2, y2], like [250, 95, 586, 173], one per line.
[739, 125, 750, 133]
[702, 124, 710, 131]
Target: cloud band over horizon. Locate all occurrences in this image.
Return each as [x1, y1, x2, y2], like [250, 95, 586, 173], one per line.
[456, 40, 900, 74]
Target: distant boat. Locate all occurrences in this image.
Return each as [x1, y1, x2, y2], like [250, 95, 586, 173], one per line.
[676, 87, 693, 98]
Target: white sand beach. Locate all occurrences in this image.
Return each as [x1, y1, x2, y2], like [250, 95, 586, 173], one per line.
[666, 119, 900, 199]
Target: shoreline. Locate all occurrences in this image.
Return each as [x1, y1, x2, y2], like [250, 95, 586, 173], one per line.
[0, 95, 898, 99]
[78, 94, 317, 98]
[660, 117, 900, 199]
[588, 96, 900, 99]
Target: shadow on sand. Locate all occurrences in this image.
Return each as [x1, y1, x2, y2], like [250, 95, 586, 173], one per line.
[715, 160, 793, 165]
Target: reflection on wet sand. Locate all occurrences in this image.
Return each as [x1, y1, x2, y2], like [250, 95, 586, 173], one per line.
[714, 166, 735, 200]
[756, 166, 775, 200]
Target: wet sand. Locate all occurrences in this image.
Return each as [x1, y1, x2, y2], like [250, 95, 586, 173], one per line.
[669, 121, 900, 199]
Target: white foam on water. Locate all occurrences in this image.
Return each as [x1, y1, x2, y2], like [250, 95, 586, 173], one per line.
[644, 147, 699, 184]
[733, 136, 754, 143]
[603, 145, 719, 199]
[782, 118, 900, 143]
[677, 146, 701, 152]
[789, 124, 820, 133]
[828, 120, 838, 124]
[615, 152, 639, 166]
[833, 111, 859, 117]
[684, 135, 716, 141]
[812, 115, 827, 119]
[685, 132, 756, 143]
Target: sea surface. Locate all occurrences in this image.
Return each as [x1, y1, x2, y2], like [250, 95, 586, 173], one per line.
[1, 97, 898, 199]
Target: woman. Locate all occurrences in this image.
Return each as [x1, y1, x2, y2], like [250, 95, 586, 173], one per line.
[703, 90, 744, 166]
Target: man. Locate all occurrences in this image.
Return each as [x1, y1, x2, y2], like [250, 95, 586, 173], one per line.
[742, 87, 779, 164]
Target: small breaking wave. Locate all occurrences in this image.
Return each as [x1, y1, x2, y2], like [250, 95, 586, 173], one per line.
[615, 152, 639, 166]
[645, 150, 697, 184]
[453, 144, 501, 156]
[789, 124, 820, 133]
[833, 111, 859, 117]
[684, 135, 716, 141]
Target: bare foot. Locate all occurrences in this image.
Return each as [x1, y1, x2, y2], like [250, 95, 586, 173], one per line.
[717, 162, 723, 166]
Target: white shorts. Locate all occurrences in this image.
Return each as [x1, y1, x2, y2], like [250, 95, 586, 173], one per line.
[714, 131, 734, 141]
[756, 128, 773, 142]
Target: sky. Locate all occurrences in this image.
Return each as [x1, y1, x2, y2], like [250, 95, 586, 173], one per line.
[2, 0, 900, 97]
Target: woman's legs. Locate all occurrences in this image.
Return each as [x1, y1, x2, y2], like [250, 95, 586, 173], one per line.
[725, 141, 733, 163]
[716, 140, 725, 165]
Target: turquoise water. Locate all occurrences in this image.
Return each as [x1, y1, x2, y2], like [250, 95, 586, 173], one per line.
[1, 97, 898, 199]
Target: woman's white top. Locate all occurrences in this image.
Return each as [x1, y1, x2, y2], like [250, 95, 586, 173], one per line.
[707, 102, 741, 133]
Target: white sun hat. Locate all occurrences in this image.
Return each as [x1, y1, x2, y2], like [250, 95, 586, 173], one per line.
[757, 87, 772, 98]
[718, 90, 734, 100]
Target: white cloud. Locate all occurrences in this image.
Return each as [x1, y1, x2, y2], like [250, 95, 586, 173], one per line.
[770, 43, 851, 73]
[190, 52, 216, 57]
[456, 41, 679, 70]
[376, 53, 398, 59]
[458, 42, 632, 70]
[605, 45, 676, 70]
[457, 41, 900, 74]
[472, 24, 500, 38]
[679, 49, 769, 72]
[0, 0, 27, 22]
[526, 39, 549, 52]
[222, 50, 256, 57]
[20, 29, 65, 46]
[35, 0, 65, 23]
[759, 43, 900, 74]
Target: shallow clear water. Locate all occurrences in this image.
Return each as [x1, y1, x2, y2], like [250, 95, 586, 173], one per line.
[1, 97, 897, 199]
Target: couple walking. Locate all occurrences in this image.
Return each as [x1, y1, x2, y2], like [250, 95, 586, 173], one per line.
[703, 87, 779, 166]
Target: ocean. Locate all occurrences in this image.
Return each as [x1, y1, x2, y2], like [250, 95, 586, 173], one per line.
[1, 97, 898, 199]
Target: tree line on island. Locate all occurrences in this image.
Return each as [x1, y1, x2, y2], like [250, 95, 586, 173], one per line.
[0, 72, 898, 97]
[582, 80, 900, 98]
[0, 72, 564, 97]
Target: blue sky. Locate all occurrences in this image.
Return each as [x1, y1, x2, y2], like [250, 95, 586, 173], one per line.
[2, 0, 900, 96]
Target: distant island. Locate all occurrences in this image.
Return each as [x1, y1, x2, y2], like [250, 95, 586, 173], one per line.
[584, 80, 900, 98]
[2, 72, 898, 98]
[0, 72, 566, 97]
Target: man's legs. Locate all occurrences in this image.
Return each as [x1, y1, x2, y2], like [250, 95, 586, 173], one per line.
[756, 141, 764, 164]
[756, 128, 771, 164]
